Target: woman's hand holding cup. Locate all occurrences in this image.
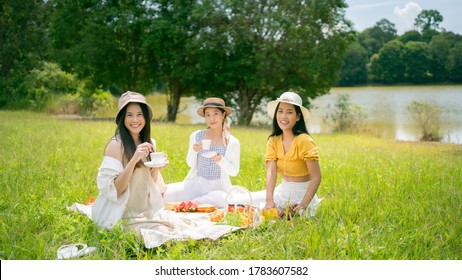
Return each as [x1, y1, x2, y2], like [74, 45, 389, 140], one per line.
[136, 142, 154, 161]
[201, 139, 211, 150]
[193, 139, 211, 152]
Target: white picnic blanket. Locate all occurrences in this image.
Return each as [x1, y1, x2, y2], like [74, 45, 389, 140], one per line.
[68, 203, 242, 248]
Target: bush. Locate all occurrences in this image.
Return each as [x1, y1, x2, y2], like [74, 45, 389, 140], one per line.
[406, 101, 443, 142]
[46, 94, 82, 115]
[21, 61, 114, 117]
[87, 87, 114, 117]
[323, 94, 368, 133]
[22, 62, 80, 110]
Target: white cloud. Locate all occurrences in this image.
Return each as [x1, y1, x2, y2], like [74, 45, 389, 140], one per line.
[349, 1, 401, 11]
[393, 2, 422, 31]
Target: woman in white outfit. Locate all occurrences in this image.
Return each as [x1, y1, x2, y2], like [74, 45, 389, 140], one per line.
[92, 91, 168, 228]
[163, 98, 240, 208]
[263, 91, 322, 217]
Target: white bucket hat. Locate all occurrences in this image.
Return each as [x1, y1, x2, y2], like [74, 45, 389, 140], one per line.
[266, 91, 310, 123]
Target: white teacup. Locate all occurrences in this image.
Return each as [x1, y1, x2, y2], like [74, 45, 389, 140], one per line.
[201, 139, 211, 150]
[150, 152, 168, 163]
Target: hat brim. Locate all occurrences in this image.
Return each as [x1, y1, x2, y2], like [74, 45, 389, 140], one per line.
[116, 101, 154, 123]
[197, 105, 232, 117]
[266, 100, 310, 123]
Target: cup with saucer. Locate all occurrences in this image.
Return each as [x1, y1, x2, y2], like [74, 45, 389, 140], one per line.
[144, 152, 169, 168]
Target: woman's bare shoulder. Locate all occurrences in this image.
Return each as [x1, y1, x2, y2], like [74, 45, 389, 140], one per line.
[105, 138, 123, 160]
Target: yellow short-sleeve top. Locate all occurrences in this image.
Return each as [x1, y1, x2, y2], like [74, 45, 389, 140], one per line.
[265, 134, 319, 177]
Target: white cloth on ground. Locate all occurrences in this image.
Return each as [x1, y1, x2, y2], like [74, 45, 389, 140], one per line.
[69, 203, 241, 248]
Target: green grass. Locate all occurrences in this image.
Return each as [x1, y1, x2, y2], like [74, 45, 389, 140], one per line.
[0, 111, 461, 260]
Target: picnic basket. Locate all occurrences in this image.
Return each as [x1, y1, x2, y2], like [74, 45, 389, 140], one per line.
[221, 186, 260, 227]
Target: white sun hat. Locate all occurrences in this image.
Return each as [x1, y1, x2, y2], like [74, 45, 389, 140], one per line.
[266, 91, 310, 123]
[116, 91, 153, 124]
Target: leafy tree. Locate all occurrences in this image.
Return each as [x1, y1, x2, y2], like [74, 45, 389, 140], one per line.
[358, 33, 381, 59]
[0, 0, 51, 108]
[421, 28, 440, 43]
[370, 40, 405, 84]
[399, 30, 422, 44]
[49, 0, 152, 94]
[370, 18, 398, 42]
[414, 9, 443, 33]
[403, 41, 432, 83]
[48, 0, 88, 71]
[448, 42, 462, 82]
[192, 0, 355, 125]
[46, 0, 354, 123]
[144, 0, 202, 122]
[428, 32, 453, 82]
[427, 31, 462, 82]
[338, 42, 368, 86]
[358, 18, 397, 58]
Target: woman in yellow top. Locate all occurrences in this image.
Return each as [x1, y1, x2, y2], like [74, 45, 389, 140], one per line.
[263, 91, 322, 217]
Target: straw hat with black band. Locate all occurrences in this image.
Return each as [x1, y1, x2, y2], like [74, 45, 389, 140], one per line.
[116, 91, 153, 124]
[266, 91, 310, 124]
[196, 97, 232, 117]
[196, 97, 233, 146]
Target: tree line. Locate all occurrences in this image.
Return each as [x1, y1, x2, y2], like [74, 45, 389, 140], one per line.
[1, 1, 460, 124]
[339, 13, 462, 86]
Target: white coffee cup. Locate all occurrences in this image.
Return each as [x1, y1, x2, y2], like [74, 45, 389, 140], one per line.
[201, 139, 211, 150]
[150, 152, 168, 163]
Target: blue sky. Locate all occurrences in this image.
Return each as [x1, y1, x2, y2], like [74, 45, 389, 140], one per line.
[344, 0, 462, 34]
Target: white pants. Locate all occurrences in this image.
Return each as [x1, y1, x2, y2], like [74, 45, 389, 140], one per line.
[249, 180, 321, 217]
[274, 180, 321, 217]
[164, 176, 227, 208]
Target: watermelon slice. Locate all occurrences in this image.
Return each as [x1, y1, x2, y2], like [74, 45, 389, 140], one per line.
[175, 201, 186, 212]
[174, 201, 199, 212]
[186, 201, 199, 212]
[185, 201, 193, 212]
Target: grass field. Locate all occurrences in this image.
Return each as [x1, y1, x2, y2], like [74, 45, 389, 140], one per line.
[0, 110, 461, 260]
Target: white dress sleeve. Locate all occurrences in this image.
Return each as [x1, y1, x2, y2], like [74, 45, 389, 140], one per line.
[186, 130, 199, 168]
[96, 156, 126, 203]
[217, 135, 240, 176]
[92, 156, 130, 228]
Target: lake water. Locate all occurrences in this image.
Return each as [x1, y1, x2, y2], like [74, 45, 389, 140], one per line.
[185, 85, 462, 144]
[308, 85, 462, 144]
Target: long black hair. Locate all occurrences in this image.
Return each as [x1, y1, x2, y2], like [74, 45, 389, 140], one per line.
[114, 102, 152, 167]
[268, 102, 309, 138]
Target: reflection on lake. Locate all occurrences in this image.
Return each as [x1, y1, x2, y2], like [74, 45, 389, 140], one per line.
[308, 85, 462, 144]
